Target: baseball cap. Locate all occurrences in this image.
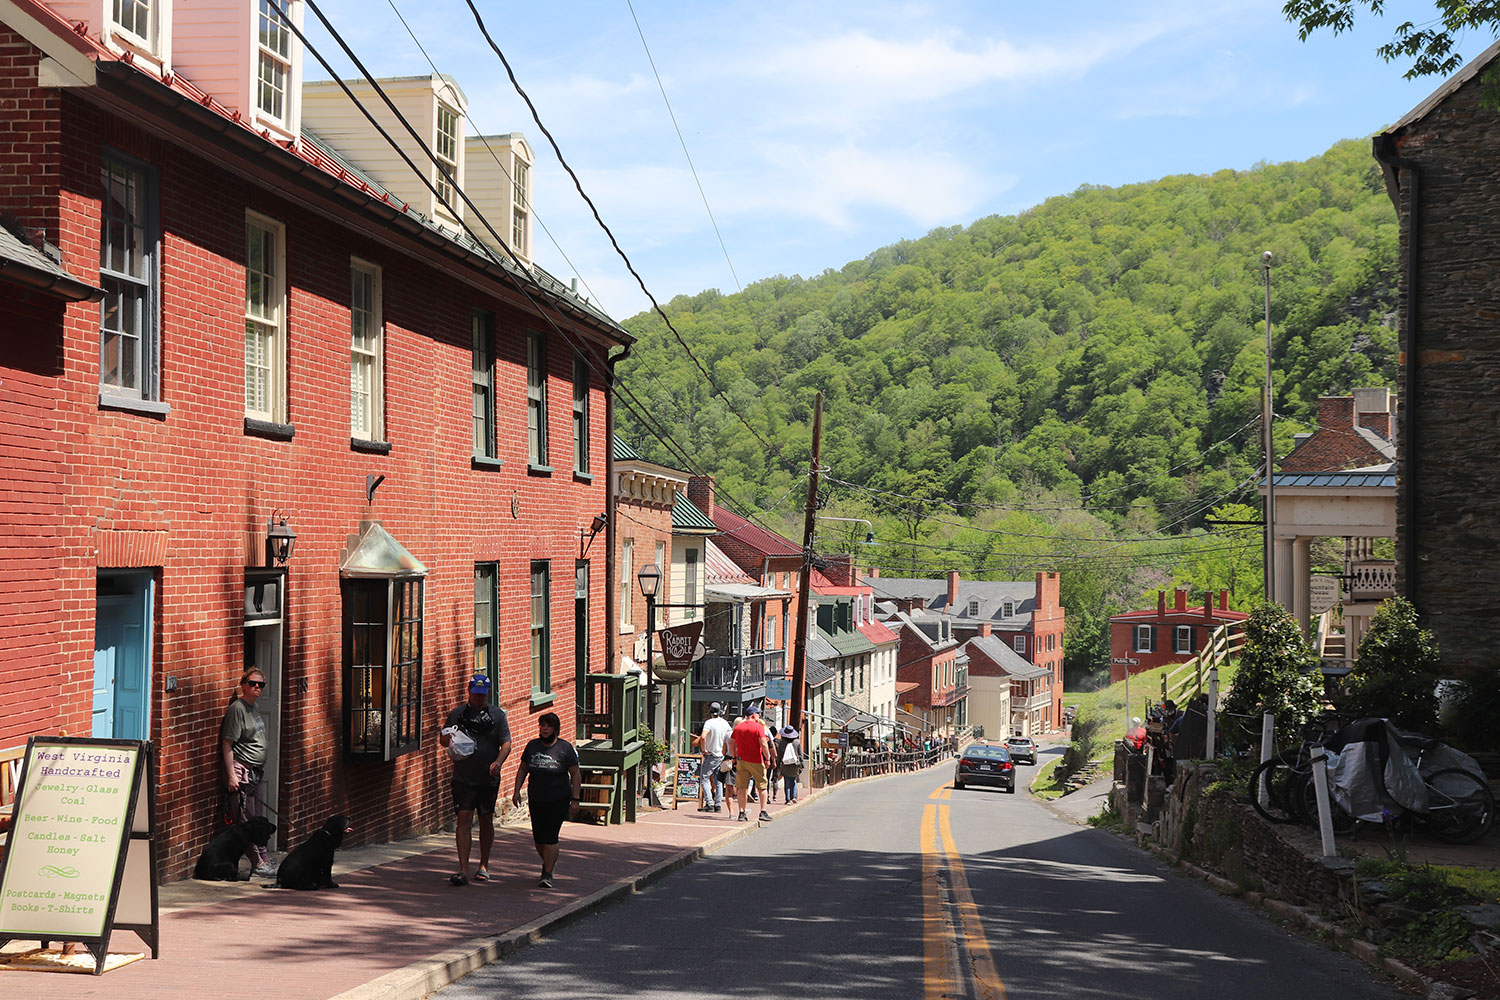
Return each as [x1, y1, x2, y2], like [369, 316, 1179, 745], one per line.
[709, 702, 723, 715]
[468, 674, 492, 695]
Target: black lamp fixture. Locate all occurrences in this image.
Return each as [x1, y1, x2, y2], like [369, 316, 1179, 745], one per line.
[581, 512, 607, 556]
[266, 513, 297, 565]
[637, 562, 661, 599]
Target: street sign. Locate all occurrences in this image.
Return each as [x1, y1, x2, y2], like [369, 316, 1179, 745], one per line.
[765, 676, 792, 700]
[1111, 657, 1140, 666]
[821, 733, 841, 750]
[1309, 575, 1341, 614]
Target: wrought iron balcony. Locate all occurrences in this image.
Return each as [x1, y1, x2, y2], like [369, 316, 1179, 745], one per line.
[691, 648, 784, 697]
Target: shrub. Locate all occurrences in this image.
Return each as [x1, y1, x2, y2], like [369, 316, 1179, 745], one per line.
[1344, 596, 1442, 732]
[1219, 602, 1322, 745]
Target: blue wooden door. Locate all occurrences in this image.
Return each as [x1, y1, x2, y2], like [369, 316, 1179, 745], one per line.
[94, 582, 151, 740]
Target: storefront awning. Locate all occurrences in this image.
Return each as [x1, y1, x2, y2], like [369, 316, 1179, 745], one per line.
[706, 582, 793, 601]
[340, 521, 428, 578]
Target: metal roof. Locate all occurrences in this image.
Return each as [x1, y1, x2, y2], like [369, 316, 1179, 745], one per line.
[673, 494, 716, 533]
[705, 582, 791, 601]
[612, 436, 642, 461]
[0, 219, 103, 301]
[1270, 470, 1396, 489]
[710, 506, 803, 559]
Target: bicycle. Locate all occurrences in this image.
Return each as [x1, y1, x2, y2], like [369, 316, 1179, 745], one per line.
[1246, 713, 1356, 831]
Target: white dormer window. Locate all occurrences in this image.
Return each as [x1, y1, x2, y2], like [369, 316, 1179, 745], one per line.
[256, 0, 291, 123]
[113, 0, 154, 47]
[511, 158, 529, 254]
[1002, 600, 1014, 618]
[435, 103, 459, 210]
[967, 599, 980, 617]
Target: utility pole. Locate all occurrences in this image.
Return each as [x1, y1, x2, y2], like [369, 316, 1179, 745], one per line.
[1262, 251, 1277, 604]
[790, 391, 822, 730]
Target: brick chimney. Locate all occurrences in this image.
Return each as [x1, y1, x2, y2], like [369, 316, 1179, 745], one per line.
[1203, 593, 1214, 621]
[824, 553, 854, 587]
[1317, 396, 1355, 432]
[946, 570, 961, 610]
[687, 476, 716, 519]
[1174, 588, 1187, 612]
[1219, 589, 1229, 611]
[1157, 591, 1167, 616]
[978, 622, 992, 637]
[868, 566, 879, 578]
[1353, 387, 1394, 441]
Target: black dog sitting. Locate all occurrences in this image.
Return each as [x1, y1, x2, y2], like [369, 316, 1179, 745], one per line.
[275, 815, 352, 890]
[193, 816, 276, 881]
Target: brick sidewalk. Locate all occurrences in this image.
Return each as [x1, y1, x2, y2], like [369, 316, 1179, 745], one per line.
[0, 795, 790, 1000]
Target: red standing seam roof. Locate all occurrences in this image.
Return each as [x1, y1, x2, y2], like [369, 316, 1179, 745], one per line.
[710, 506, 802, 558]
[858, 619, 899, 644]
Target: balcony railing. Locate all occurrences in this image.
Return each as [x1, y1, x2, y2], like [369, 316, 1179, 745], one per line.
[1347, 559, 1397, 602]
[932, 682, 970, 707]
[692, 648, 785, 694]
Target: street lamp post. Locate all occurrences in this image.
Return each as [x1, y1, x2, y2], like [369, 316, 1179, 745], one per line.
[637, 563, 661, 731]
[1262, 250, 1277, 604]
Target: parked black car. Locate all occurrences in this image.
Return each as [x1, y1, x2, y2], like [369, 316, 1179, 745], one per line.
[954, 744, 1016, 793]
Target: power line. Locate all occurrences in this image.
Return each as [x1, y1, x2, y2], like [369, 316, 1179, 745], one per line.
[460, 0, 778, 459]
[624, 0, 742, 295]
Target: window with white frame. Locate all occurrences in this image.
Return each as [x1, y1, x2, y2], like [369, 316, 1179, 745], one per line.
[572, 352, 589, 474]
[471, 310, 494, 458]
[1013, 635, 1026, 654]
[1134, 625, 1154, 652]
[1002, 600, 1014, 618]
[112, 0, 154, 49]
[244, 212, 286, 422]
[511, 158, 529, 255]
[1175, 625, 1193, 654]
[256, 0, 292, 123]
[99, 154, 158, 400]
[350, 260, 383, 440]
[765, 615, 776, 649]
[620, 538, 633, 628]
[527, 331, 547, 466]
[435, 102, 459, 210]
[967, 598, 980, 617]
[684, 547, 699, 620]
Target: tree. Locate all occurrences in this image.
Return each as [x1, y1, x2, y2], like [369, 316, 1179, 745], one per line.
[1343, 596, 1443, 732]
[1285, 1, 1500, 80]
[1219, 602, 1323, 745]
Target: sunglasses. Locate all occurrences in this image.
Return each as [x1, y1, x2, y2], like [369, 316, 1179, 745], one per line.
[245, 679, 267, 689]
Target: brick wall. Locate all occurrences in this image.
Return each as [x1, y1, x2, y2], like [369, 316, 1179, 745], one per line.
[1385, 67, 1500, 668]
[0, 37, 615, 878]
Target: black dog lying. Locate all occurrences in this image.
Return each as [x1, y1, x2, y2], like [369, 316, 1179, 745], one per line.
[193, 816, 276, 881]
[275, 815, 352, 890]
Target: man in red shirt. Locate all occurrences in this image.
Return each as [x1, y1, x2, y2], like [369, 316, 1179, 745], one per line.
[731, 708, 774, 823]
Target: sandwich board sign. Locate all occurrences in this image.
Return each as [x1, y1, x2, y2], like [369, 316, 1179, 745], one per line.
[0, 738, 160, 974]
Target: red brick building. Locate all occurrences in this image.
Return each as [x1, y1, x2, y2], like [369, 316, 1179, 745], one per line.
[0, 1, 627, 878]
[1107, 589, 1247, 682]
[1278, 389, 1396, 474]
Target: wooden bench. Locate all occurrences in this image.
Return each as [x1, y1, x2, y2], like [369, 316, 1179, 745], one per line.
[0, 744, 25, 860]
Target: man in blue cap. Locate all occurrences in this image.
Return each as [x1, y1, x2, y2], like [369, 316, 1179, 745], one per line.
[440, 673, 511, 885]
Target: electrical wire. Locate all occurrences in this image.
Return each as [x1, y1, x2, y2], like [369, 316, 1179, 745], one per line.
[460, 0, 778, 458]
[624, 0, 742, 294]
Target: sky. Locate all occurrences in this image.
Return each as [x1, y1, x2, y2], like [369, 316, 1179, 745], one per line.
[303, 1, 1499, 322]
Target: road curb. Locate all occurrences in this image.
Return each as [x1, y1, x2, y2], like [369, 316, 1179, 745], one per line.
[326, 767, 924, 1000]
[1151, 846, 1441, 998]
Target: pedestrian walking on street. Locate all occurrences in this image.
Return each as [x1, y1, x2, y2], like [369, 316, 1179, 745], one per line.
[511, 712, 581, 889]
[731, 708, 774, 823]
[698, 702, 733, 813]
[440, 674, 511, 886]
[220, 667, 277, 878]
[776, 725, 803, 803]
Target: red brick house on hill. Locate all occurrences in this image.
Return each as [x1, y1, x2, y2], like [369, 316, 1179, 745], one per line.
[1108, 589, 1246, 683]
[0, 0, 627, 878]
[1279, 389, 1395, 475]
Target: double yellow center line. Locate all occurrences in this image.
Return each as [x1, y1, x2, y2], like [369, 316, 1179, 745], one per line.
[923, 783, 1006, 1000]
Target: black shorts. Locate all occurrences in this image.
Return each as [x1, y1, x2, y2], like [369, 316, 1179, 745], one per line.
[452, 781, 501, 816]
[529, 798, 570, 845]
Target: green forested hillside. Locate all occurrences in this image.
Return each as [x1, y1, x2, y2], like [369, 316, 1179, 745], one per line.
[618, 139, 1397, 682]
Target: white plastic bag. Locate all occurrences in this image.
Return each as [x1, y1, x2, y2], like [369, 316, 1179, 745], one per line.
[782, 741, 799, 766]
[443, 725, 475, 761]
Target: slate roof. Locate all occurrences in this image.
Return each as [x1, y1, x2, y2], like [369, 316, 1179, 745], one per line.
[1387, 38, 1500, 133]
[0, 219, 102, 301]
[862, 575, 1038, 626]
[805, 656, 835, 688]
[964, 636, 1049, 679]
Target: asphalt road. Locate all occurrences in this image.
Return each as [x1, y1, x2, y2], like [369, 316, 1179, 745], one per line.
[435, 765, 1405, 1000]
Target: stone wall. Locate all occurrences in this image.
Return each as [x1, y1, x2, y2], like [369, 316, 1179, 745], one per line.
[1384, 60, 1500, 669]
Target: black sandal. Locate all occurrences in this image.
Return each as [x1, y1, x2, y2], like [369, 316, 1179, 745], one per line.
[449, 872, 469, 886]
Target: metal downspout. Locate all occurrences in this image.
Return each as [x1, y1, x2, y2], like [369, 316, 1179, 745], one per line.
[1372, 134, 1420, 601]
[604, 341, 632, 680]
